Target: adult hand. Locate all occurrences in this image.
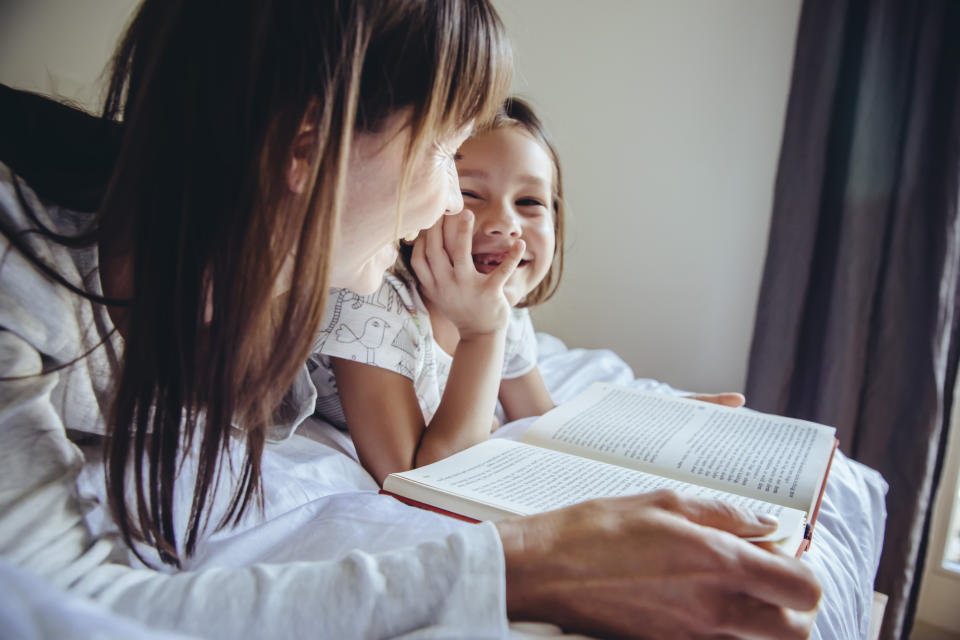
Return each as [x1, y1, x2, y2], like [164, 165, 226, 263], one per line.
[497, 490, 820, 639]
[689, 392, 746, 408]
[410, 210, 523, 339]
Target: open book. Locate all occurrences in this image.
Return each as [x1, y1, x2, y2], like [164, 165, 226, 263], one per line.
[382, 382, 838, 555]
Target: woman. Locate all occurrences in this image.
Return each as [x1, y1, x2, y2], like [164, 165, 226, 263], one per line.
[0, 1, 819, 637]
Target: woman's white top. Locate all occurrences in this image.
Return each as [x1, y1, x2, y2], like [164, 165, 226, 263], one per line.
[0, 162, 508, 638]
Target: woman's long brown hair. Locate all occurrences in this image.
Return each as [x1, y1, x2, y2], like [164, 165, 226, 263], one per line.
[94, 0, 511, 566]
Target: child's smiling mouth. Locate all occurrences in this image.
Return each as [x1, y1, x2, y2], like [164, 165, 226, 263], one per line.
[472, 252, 531, 274]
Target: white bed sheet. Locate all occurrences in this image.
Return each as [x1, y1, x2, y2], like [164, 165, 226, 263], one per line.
[55, 334, 888, 638]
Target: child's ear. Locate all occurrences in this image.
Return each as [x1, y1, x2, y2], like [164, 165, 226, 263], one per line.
[287, 127, 316, 195]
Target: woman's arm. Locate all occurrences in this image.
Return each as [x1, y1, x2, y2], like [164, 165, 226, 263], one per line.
[498, 366, 554, 422]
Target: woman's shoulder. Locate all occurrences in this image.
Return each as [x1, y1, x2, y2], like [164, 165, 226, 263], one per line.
[0, 163, 103, 360]
[0, 162, 91, 238]
[0, 162, 37, 233]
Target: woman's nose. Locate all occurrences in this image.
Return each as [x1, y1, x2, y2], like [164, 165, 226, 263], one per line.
[481, 202, 521, 237]
[445, 182, 464, 215]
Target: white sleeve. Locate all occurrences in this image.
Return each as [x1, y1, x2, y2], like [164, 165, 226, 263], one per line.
[501, 308, 538, 379]
[0, 329, 508, 639]
[314, 284, 421, 380]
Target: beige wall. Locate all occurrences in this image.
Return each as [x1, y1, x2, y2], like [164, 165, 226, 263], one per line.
[0, 0, 139, 112]
[0, 0, 801, 393]
[494, 0, 801, 393]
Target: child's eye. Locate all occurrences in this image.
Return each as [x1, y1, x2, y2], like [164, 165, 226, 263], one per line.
[462, 190, 480, 199]
[517, 198, 546, 208]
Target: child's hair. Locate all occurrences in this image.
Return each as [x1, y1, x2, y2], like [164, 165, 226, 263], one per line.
[398, 96, 565, 307]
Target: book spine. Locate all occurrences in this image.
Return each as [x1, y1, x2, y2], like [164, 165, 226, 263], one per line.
[806, 438, 840, 546]
[379, 489, 482, 524]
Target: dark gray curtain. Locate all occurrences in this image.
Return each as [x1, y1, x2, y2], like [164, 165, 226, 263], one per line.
[745, 1, 960, 638]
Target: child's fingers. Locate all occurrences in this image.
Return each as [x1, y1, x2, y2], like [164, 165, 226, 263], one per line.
[447, 211, 475, 275]
[425, 217, 453, 273]
[424, 217, 457, 290]
[409, 235, 437, 292]
[487, 239, 524, 290]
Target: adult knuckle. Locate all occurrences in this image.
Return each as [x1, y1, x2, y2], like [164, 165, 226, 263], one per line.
[649, 488, 682, 510]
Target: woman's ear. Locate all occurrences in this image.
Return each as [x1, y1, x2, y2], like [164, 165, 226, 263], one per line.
[287, 127, 316, 195]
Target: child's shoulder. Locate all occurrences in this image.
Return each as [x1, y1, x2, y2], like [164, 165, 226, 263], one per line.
[502, 306, 537, 378]
[312, 268, 432, 373]
[314, 268, 427, 348]
[507, 305, 533, 331]
[324, 269, 420, 315]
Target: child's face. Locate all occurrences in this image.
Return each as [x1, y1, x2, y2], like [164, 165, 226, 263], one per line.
[455, 126, 556, 306]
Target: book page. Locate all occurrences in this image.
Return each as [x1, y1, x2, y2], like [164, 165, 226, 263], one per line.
[384, 439, 805, 546]
[520, 383, 836, 513]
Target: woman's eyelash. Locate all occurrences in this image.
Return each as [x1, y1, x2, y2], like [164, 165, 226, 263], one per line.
[433, 141, 457, 162]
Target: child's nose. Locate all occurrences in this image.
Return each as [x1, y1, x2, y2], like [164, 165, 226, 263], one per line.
[482, 203, 521, 238]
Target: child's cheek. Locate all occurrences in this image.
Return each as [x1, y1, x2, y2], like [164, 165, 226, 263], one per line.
[534, 217, 557, 248]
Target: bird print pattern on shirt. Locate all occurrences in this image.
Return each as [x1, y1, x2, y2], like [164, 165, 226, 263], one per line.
[391, 318, 421, 358]
[313, 289, 360, 353]
[335, 317, 391, 365]
[314, 283, 406, 353]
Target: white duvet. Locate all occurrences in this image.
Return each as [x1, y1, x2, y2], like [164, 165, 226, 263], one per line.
[3, 334, 888, 639]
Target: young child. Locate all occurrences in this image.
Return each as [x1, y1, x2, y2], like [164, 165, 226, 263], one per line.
[309, 98, 563, 484]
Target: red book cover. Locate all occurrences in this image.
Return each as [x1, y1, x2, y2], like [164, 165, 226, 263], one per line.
[379, 489, 481, 524]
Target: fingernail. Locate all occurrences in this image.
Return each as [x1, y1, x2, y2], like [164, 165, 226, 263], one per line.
[757, 513, 779, 526]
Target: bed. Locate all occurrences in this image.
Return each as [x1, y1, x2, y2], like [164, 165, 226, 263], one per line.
[8, 333, 888, 639]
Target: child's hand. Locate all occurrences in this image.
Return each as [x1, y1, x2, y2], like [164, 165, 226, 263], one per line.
[688, 392, 746, 408]
[411, 210, 524, 339]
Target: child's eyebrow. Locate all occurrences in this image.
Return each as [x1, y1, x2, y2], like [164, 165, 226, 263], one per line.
[457, 169, 548, 190]
[456, 168, 489, 179]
